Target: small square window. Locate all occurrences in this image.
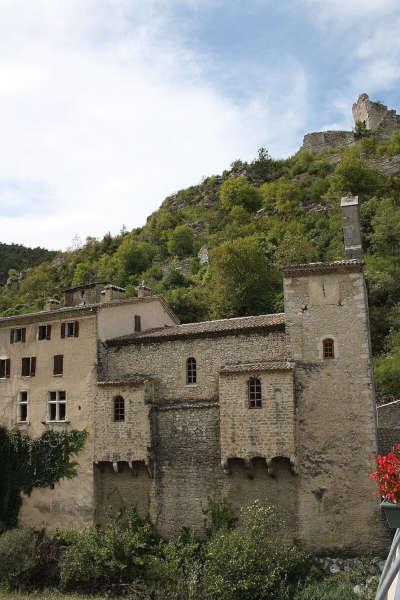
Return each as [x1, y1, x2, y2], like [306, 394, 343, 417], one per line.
[0, 359, 10, 379]
[10, 328, 26, 343]
[21, 357, 36, 377]
[38, 324, 51, 340]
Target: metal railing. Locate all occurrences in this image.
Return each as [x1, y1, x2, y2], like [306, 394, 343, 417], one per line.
[376, 529, 400, 600]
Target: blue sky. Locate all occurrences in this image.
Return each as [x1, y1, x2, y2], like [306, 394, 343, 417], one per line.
[0, 0, 399, 249]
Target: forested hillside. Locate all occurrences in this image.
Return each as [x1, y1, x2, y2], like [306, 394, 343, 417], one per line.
[0, 243, 56, 286]
[1, 133, 400, 395]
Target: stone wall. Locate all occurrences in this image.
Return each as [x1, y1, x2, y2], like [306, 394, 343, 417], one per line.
[283, 263, 387, 552]
[302, 131, 355, 154]
[353, 93, 400, 138]
[219, 366, 295, 467]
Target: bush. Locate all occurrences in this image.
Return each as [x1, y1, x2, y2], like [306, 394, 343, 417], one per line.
[0, 528, 59, 591]
[220, 176, 263, 212]
[294, 572, 378, 600]
[203, 501, 309, 600]
[58, 508, 157, 591]
[148, 529, 204, 600]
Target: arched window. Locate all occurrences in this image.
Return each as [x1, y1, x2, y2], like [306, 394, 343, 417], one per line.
[323, 338, 335, 359]
[248, 377, 262, 408]
[187, 357, 197, 384]
[113, 395, 125, 422]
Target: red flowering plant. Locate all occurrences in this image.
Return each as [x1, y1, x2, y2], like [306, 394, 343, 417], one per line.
[370, 444, 400, 503]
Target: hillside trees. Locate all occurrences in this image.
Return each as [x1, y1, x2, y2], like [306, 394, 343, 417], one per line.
[209, 236, 281, 318]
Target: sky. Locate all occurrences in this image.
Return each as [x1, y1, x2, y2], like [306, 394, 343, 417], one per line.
[1, 0, 400, 250]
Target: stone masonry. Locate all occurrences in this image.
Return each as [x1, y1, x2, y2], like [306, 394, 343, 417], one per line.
[0, 197, 388, 553]
[302, 93, 400, 153]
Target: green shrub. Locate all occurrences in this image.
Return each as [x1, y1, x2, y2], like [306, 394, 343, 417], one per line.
[203, 501, 309, 600]
[0, 528, 59, 591]
[148, 529, 204, 600]
[58, 508, 157, 591]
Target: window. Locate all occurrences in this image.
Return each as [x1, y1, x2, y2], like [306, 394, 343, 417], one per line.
[18, 391, 28, 422]
[248, 377, 262, 409]
[113, 396, 125, 422]
[323, 338, 335, 359]
[53, 355, 64, 376]
[48, 391, 66, 421]
[10, 327, 26, 343]
[186, 357, 197, 385]
[21, 357, 36, 377]
[61, 321, 79, 338]
[38, 324, 51, 340]
[0, 359, 10, 379]
[134, 315, 141, 332]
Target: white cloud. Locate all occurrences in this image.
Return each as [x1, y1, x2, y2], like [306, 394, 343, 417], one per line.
[0, 0, 308, 249]
[302, 0, 400, 112]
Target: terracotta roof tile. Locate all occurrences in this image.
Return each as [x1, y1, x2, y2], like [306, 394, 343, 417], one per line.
[106, 313, 285, 347]
[281, 259, 364, 276]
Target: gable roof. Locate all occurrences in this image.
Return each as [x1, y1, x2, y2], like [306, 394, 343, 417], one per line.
[106, 313, 285, 347]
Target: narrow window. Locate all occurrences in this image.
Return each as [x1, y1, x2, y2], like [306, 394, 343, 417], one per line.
[10, 327, 26, 343]
[0, 359, 10, 379]
[21, 357, 36, 377]
[134, 315, 141, 332]
[48, 391, 66, 422]
[113, 396, 125, 422]
[186, 357, 197, 384]
[323, 338, 335, 359]
[38, 324, 51, 341]
[53, 355, 64, 376]
[248, 377, 262, 409]
[18, 391, 28, 422]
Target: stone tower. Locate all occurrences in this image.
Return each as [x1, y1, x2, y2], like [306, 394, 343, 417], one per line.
[352, 93, 400, 138]
[282, 196, 386, 551]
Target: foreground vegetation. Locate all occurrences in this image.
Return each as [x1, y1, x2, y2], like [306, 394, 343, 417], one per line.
[2, 136, 400, 395]
[0, 501, 379, 600]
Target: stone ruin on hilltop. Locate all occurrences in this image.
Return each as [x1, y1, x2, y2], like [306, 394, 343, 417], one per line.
[302, 93, 400, 153]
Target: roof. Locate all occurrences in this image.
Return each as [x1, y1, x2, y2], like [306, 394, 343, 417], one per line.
[97, 374, 152, 386]
[106, 313, 285, 347]
[64, 281, 108, 293]
[281, 259, 364, 276]
[220, 359, 295, 374]
[0, 295, 180, 326]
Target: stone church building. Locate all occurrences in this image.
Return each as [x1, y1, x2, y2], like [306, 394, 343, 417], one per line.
[0, 196, 386, 552]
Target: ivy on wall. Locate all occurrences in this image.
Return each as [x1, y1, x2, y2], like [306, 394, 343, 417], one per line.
[0, 427, 87, 530]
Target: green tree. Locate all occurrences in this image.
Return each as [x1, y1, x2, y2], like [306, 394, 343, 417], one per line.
[220, 176, 262, 212]
[167, 225, 194, 258]
[209, 236, 281, 318]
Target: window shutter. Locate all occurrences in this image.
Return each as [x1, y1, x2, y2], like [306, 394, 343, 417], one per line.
[5, 359, 10, 378]
[10, 330, 14, 344]
[30, 357, 36, 377]
[21, 328, 26, 343]
[61, 323, 66, 338]
[74, 321, 79, 337]
[46, 325, 52, 340]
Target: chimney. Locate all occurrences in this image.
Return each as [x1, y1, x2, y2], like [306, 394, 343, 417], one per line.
[100, 284, 126, 304]
[341, 195, 363, 260]
[137, 281, 152, 298]
[45, 298, 61, 311]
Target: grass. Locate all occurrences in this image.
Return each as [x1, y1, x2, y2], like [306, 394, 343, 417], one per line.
[0, 592, 125, 600]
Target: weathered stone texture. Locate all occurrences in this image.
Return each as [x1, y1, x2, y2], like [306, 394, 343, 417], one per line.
[353, 94, 400, 138]
[219, 368, 295, 466]
[284, 266, 386, 551]
[302, 131, 355, 154]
